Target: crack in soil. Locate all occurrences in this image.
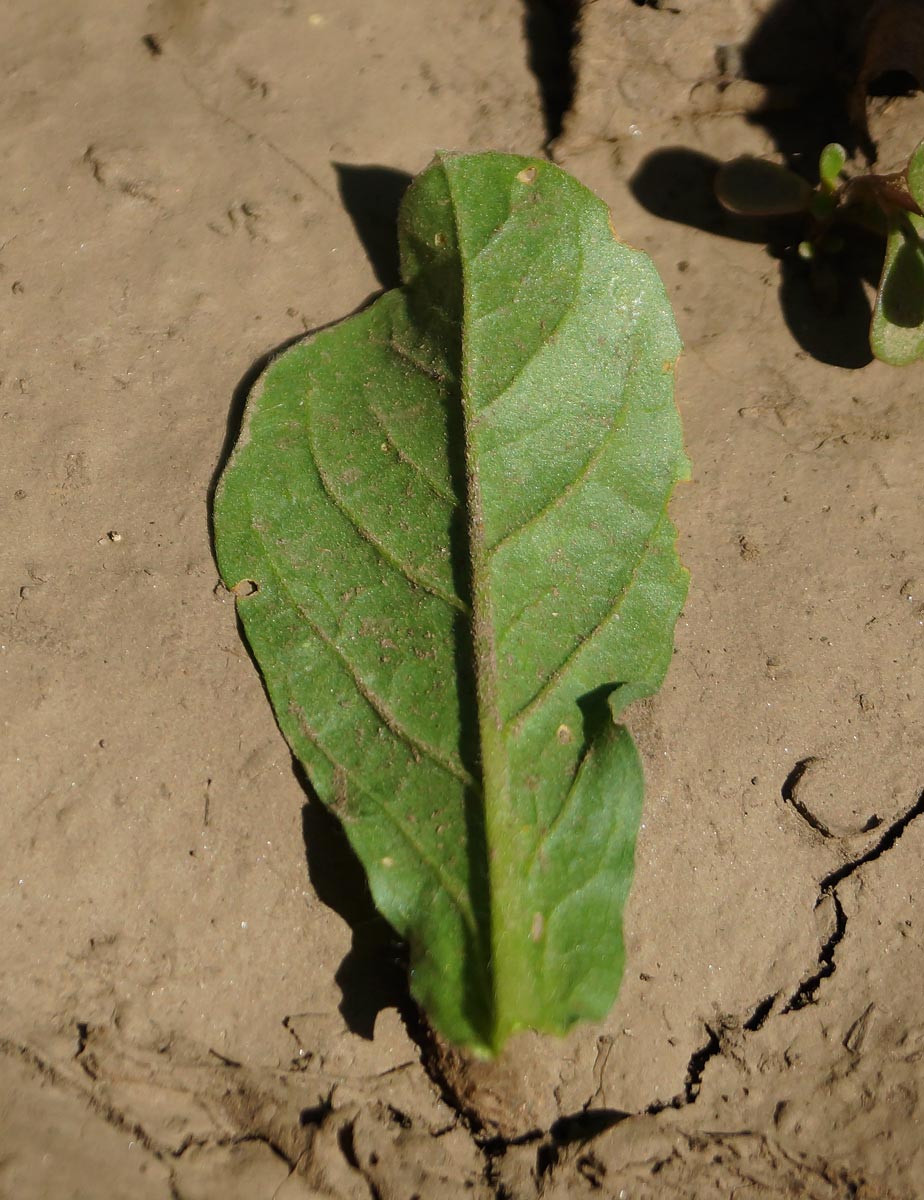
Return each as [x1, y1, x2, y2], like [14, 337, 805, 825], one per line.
[781, 756, 833, 836]
[407, 784, 924, 1196]
[2, 1024, 309, 1200]
[783, 785, 924, 1013]
[610, 783, 924, 1139]
[524, 781, 924, 1189]
[783, 892, 846, 1013]
[647, 1023, 723, 1113]
[743, 991, 780, 1032]
[819, 787, 924, 893]
[13, 808, 909, 1200]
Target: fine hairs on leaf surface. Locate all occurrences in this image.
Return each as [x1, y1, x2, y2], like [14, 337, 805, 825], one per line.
[214, 152, 688, 1057]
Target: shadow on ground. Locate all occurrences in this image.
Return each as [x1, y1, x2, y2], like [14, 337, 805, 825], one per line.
[333, 163, 412, 290]
[299, 769, 410, 1038]
[628, 0, 895, 369]
[521, 0, 581, 146]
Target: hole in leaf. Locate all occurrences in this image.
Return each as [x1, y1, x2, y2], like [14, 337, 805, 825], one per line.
[232, 579, 259, 597]
[517, 166, 538, 184]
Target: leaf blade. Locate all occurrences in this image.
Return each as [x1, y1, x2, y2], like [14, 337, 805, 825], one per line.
[215, 152, 688, 1054]
[715, 156, 813, 216]
[871, 212, 924, 366]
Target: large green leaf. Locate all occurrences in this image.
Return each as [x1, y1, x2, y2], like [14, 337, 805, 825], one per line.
[214, 152, 688, 1056]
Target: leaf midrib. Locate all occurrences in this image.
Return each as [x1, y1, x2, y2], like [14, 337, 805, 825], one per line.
[445, 161, 543, 1048]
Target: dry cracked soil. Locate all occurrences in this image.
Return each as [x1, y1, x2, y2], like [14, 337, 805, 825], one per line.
[2, 1, 923, 1197]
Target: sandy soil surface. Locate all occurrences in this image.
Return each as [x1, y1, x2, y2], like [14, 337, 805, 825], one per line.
[2, 1, 922, 1196]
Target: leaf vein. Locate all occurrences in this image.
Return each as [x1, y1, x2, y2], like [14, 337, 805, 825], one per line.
[305, 422, 468, 614]
[384, 336, 447, 384]
[288, 704, 476, 931]
[469, 253, 580, 423]
[486, 381, 634, 559]
[504, 510, 669, 735]
[250, 522, 475, 788]
[364, 395, 456, 505]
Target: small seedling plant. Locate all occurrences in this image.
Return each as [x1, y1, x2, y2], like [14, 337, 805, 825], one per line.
[214, 152, 687, 1057]
[715, 139, 924, 365]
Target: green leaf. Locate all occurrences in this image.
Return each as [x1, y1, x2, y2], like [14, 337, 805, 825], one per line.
[214, 152, 688, 1056]
[908, 139, 924, 212]
[871, 212, 924, 365]
[715, 156, 813, 216]
[818, 143, 846, 194]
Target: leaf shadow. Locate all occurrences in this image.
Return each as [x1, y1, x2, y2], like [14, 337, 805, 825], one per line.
[333, 162, 413, 290]
[297, 764, 411, 1038]
[576, 682, 626, 741]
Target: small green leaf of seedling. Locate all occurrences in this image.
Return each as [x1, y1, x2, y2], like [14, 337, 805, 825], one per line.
[818, 143, 847, 194]
[871, 212, 924, 365]
[908, 139, 924, 212]
[214, 152, 688, 1056]
[715, 156, 813, 216]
